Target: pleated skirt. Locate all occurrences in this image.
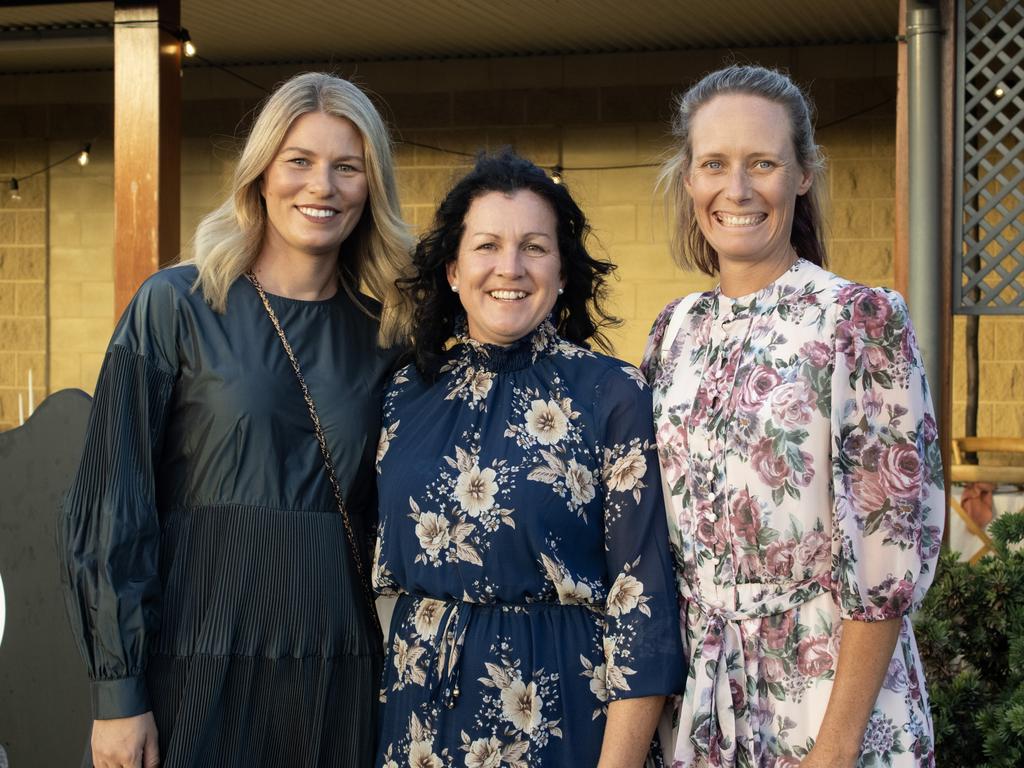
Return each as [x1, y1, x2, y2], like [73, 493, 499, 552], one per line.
[83, 503, 383, 767]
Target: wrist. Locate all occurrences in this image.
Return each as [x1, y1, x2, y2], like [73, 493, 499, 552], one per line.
[809, 738, 859, 768]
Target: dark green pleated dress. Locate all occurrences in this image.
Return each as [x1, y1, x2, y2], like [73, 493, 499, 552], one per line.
[59, 264, 395, 768]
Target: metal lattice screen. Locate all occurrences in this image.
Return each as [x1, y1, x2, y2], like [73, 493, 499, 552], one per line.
[955, 0, 1024, 314]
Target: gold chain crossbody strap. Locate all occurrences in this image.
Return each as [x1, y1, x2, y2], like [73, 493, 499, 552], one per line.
[245, 271, 382, 638]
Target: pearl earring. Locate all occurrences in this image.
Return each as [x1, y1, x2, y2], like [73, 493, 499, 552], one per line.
[451, 284, 459, 293]
[557, 287, 564, 295]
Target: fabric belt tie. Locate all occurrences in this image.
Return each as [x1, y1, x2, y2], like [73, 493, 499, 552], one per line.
[679, 577, 830, 768]
[430, 600, 474, 709]
[417, 596, 598, 710]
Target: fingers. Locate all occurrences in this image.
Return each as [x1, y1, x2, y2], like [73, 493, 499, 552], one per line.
[90, 713, 159, 768]
[143, 725, 161, 768]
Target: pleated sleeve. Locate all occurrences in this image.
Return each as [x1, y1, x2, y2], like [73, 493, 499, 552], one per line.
[829, 286, 944, 622]
[58, 274, 180, 719]
[594, 365, 685, 701]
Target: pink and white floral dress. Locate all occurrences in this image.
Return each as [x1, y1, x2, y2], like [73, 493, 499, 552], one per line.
[642, 259, 943, 768]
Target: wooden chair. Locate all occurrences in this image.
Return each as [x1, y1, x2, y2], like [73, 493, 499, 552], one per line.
[949, 437, 1024, 564]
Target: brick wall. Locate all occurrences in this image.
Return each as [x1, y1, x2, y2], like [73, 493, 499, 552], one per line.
[0, 140, 47, 431]
[953, 316, 1024, 463]
[2, 46, 1022, 449]
[49, 138, 115, 393]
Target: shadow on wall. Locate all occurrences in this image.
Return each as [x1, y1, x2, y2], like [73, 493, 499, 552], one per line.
[0, 389, 92, 765]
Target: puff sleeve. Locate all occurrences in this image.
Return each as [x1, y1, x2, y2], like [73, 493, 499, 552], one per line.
[829, 286, 944, 621]
[57, 275, 180, 719]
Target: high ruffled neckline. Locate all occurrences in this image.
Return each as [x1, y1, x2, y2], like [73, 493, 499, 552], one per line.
[452, 317, 560, 373]
[713, 257, 816, 320]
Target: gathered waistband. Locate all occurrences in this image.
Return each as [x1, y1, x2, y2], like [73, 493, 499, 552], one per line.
[394, 594, 599, 709]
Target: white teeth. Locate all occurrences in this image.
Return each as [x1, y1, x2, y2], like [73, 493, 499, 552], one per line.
[489, 290, 528, 300]
[298, 206, 337, 218]
[716, 213, 765, 226]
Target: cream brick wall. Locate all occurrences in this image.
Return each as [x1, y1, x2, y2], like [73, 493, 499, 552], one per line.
[4, 43, 1019, 448]
[48, 138, 116, 393]
[0, 140, 48, 431]
[952, 315, 1024, 464]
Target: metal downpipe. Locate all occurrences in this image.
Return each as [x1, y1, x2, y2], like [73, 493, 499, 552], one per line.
[906, 1, 944, 411]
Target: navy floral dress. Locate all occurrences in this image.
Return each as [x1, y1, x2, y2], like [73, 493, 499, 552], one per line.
[373, 320, 684, 768]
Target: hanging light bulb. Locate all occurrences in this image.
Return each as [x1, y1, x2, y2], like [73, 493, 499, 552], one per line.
[180, 28, 196, 58]
[551, 165, 564, 185]
[77, 143, 91, 167]
[994, 85, 1006, 99]
[8, 178, 21, 202]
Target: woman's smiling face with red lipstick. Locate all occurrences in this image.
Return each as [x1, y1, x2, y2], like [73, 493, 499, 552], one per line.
[446, 189, 564, 346]
[684, 93, 813, 270]
[260, 111, 368, 260]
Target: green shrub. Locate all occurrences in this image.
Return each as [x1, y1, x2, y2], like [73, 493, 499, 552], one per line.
[914, 511, 1024, 767]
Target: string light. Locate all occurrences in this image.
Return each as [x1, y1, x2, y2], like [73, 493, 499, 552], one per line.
[995, 86, 1006, 98]
[550, 165, 564, 185]
[8, 178, 21, 202]
[180, 28, 196, 58]
[78, 143, 91, 167]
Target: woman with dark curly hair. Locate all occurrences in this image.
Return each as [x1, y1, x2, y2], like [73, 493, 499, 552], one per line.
[372, 150, 683, 767]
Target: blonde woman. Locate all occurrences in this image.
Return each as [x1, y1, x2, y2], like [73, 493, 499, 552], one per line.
[643, 65, 942, 767]
[60, 72, 412, 768]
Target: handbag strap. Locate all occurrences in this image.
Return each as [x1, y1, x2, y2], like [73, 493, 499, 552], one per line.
[245, 270, 382, 638]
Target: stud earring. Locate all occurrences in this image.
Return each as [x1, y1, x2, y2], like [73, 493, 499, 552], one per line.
[557, 287, 564, 295]
[451, 284, 459, 293]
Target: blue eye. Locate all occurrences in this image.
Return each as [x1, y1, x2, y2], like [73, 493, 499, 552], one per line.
[335, 163, 359, 173]
[755, 160, 775, 170]
[288, 157, 310, 166]
[703, 160, 723, 170]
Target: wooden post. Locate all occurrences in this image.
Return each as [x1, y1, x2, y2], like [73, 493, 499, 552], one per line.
[113, 0, 181, 317]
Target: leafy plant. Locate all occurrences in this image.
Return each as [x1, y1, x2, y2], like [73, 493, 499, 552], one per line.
[914, 511, 1024, 766]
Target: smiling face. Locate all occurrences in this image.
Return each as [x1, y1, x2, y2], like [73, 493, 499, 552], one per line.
[684, 93, 813, 270]
[260, 111, 369, 261]
[446, 189, 564, 346]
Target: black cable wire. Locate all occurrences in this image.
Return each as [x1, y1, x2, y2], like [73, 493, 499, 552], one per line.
[11, 144, 90, 184]
[398, 140, 477, 158]
[817, 97, 895, 130]
[6, 27, 899, 183]
[190, 53, 273, 95]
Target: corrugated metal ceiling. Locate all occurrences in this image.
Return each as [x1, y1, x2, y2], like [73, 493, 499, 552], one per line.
[0, 0, 898, 73]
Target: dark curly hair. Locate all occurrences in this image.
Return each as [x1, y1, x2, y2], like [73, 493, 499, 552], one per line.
[401, 149, 619, 379]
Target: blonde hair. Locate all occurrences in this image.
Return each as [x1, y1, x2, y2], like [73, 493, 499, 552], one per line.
[659, 64, 829, 276]
[186, 72, 413, 345]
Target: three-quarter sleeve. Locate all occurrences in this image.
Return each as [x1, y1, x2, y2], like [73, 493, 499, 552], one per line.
[57, 276, 179, 719]
[829, 286, 944, 622]
[594, 366, 684, 701]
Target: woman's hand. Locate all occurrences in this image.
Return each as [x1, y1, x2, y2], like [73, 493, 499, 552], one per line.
[91, 712, 160, 768]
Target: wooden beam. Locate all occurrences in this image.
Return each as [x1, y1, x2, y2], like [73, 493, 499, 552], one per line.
[113, 0, 181, 317]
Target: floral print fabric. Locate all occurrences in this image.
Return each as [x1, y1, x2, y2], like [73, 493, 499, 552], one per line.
[373, 320, 684, 767]
[642, 259, 943, 768]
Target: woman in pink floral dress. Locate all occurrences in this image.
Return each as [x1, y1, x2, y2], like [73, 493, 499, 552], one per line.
[642, 65, 943, 768]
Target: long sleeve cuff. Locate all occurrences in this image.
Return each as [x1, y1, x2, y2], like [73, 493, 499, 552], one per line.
[91, 675, 150, 719]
